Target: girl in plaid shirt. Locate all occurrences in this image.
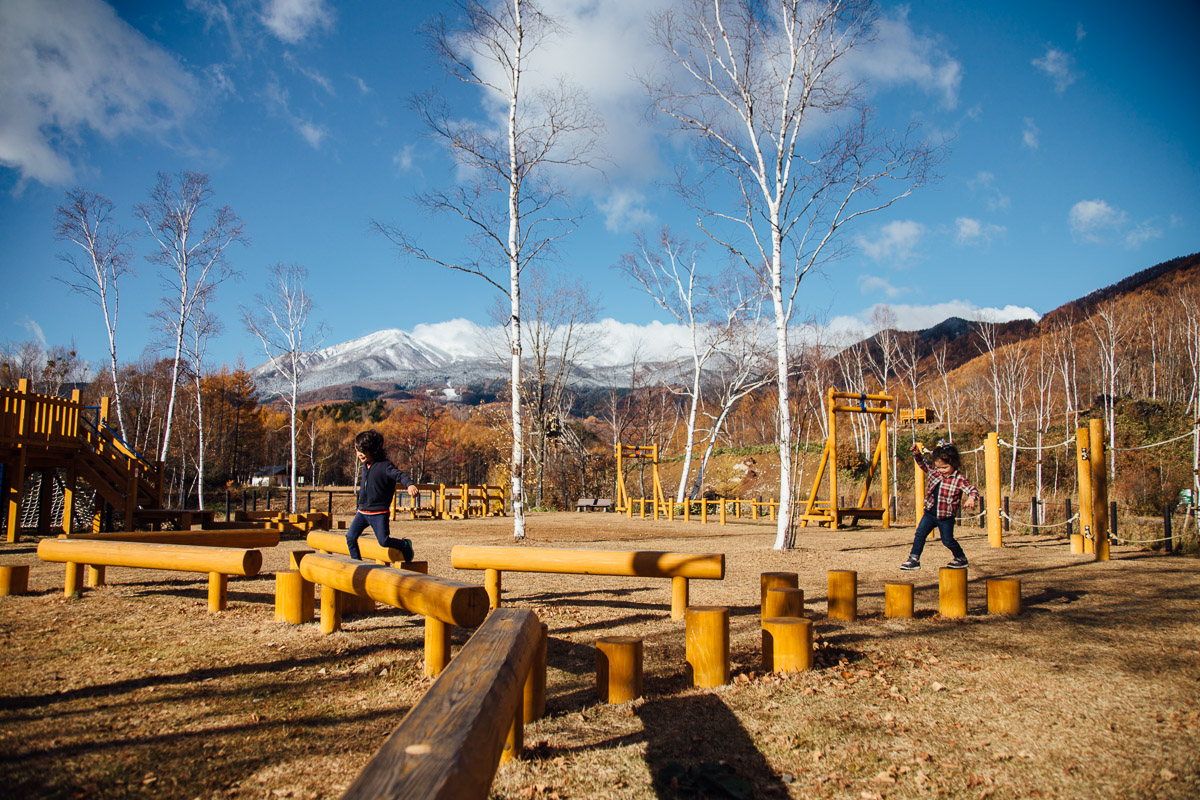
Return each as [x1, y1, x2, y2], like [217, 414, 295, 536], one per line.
[901, 442, 980, 571]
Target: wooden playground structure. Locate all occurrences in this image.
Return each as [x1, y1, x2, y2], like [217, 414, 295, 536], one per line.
[392, 482, 506, 520]
[798, 389, 894, 530]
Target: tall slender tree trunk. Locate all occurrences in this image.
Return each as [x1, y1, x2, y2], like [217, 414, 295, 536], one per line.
[771, 231, 792, 550]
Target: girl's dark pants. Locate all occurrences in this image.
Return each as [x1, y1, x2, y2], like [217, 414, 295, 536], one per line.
[910, 511, 966, 560]
[345, 512, 405, 560]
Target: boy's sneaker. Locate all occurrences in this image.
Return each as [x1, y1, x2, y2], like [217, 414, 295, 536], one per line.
[946, 557, 969, 569]
[397, 538, 415, 563]
[900, 556, 920, 571]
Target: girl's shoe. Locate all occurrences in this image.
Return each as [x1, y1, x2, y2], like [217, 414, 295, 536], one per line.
[946, 557, 969, 569]
[900, 556, 920, 570]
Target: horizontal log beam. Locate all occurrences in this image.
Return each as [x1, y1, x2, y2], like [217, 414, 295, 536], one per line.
[37, 538, 262, 576]
[343, 608, 542, 800]
[450, 546, 725, 580]
[299, 553, 487, 628]
[308, 531, 408, 564]
[62, 530, 280, 548]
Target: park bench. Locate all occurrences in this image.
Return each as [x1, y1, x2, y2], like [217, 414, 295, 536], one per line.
[575, 498, 595, 511]
[63, 529, 281, 549]
[36, 538, 262, 611]
[594, 498, 613, 512]
[298, 552, 489, 676]
[342, 607, 542, 800]
[450, 545, 725, 619]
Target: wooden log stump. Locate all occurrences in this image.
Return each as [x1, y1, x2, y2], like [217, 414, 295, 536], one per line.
[0, 564, 30, 596]
[670, 575, 688, 620]
[764, 587, 804, 619]
[685, 606, 729, 688]
[1069, 533, 1085, 554]
[827, 570, 858, 622]
[761, 616, 813, 673]
[275, 570, 315, 623]
[986, 579, 1021, 615]
[884, 582, 914, 619]
[939, 568, 968, 618]
[760, 572, 799, 620]
[596, 635, 644, 704]
[208, 572, 228, 612]
[523, 623, 548, 723]
[64, 562, 84, 599]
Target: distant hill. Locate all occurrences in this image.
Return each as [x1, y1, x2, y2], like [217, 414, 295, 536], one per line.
[1039, 252, 1200, 328]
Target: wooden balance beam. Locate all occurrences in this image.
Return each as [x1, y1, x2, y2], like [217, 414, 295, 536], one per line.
[450, 545, 725, 620]
[306, 530, 426, 571]
[298, 553, 488, 676]
[36, 538, 262, 612]
[343, 607, 542, 800]
[62, 529, 281, 548]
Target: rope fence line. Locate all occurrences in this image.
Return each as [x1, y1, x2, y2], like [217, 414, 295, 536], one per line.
[1109, 428, 1196, 451]
[999, 510, 1080, 530]
[997, 435, 1077, 451]
[1110, 533, 1183, 545]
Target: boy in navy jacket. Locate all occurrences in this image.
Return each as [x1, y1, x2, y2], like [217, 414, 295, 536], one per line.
[345, 430, 419, 562]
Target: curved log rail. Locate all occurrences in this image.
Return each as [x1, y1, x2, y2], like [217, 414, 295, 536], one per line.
[63, 529, 281, 548]
[342, 608, 542, 800]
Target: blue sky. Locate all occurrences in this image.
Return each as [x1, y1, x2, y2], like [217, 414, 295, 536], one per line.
[1, 0, 1197, 371]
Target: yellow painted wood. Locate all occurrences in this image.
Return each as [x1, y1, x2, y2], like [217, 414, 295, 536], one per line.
[596, 635, 643, 704]
[500, 699, 523, 765]
[761, 616, 812, 673]
[939, 568, 968, 618]
[451, 545, 724, 580]
[1076, 427, 1095, 555]
[914, 450, 926, 523]
[1090, 418, 1110, 561]
[275, 570, 314, 623]
[884, 582, 914, 619]
[208, 572, 227, 612]
[485, 568, 501, 610]
[320, 585, 341, 634]
[523, 623, 548, 724]
[986, 432, 1002, 547]
[0, 564, 30, 596]
[37, 538, 262, 576]
[65, 529, 280, 548]
[289, 549, 313, 570]
[685, 606, 729, 688]
[425, 617, 450, 677]
[764, 587, 804, 619]
[64, 561, 84, 598]
[85, 565, 106, 587]
[299, 553, 487, 627]
[759, 572, 799, 620]
[986, 579, 1021, 615]
[827, 570, 858, 622]
[307, 530, 416, 566]
[670, 575, 688, 619]
[342, 609, 542, 800]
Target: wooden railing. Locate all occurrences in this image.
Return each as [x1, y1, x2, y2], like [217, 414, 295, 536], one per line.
[0, 381, 80, 449]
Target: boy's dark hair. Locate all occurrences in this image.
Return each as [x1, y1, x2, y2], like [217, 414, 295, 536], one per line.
[354, 430, 387, 462]
[930, 443, 963, 472]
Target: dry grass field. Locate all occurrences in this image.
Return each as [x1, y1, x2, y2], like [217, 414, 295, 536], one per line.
[1, 512, 1198, 799]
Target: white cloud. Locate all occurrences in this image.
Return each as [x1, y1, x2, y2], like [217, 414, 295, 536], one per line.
[598, 188, 656, 232]
[1076, 22, 1087, 43]
[393, 144, 416, 172]
[0, 0, 197, 186]
[849, 6, 963, 109]
[351, 75, 371, 95]
[1125, 220, 1163, 249]
[263, 78, 327, 148]
[857, 220, 926, 263]
[819, 302, 1040, 340]
[857, 275, 909, 298]
[285, 52, 334, 95]
[1069, 199, 1128, 243]
[1032, 46, 1078, 93]
[1022, 117, 1039, 149]
[969, 171, 1010, 211]
[17, 316, 47, 348]
[261, 0, 333, 44]
[955, 217, 1006, 246]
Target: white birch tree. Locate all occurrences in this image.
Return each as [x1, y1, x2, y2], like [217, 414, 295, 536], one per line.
[647, 0, 940, 549]
[138, 171, 245, 463]
[54, 188, 135, 437]
[373, 0, 598, 539]
[242, 263, 325, 514]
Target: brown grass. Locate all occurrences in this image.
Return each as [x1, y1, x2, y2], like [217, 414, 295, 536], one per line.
[1, 512, 1198, 799]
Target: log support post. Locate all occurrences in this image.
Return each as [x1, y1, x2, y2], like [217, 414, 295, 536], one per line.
[86, 565, 106, 588]
[685, 606, 729, 688]
[425, 616, 451, 678]
[939, 568, 968, 618]
[884, 582, 914, 619]
[0, 564, 30, 596]
[276, 570, 315, 623]
[320, 585, 341, 634]
[64, 562, 84, 599]
[827, 570, 858, 622]
[670, 576, 688, 620]
[523, 623, 548, 723]
[596, 635, 643, 704]
[208, 572, 228, 612]
[986, 579, 1021, 615]
[485, 568, 502, 610]
[761, 616, 812, 673]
